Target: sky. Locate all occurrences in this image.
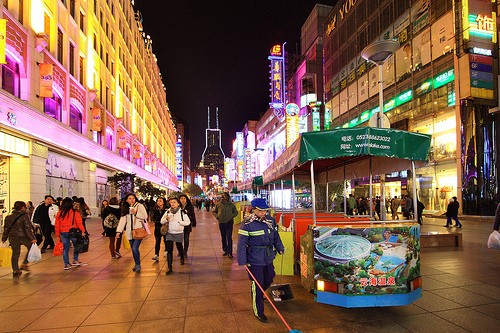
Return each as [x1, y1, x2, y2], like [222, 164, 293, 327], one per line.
[133, 1, 338, 168]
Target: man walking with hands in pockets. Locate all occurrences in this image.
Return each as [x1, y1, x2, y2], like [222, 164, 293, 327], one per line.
[213, 192, 238, 259]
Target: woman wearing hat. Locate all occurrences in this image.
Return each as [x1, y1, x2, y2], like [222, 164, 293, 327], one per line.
[237, 198, 284, 323]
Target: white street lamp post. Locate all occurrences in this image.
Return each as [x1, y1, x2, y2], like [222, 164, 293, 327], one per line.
[361, 40, 399, 221]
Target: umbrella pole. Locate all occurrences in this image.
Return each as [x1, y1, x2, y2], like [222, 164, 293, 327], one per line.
[369, 157, 373, 219]
[281, 179, 284, 215]
[292, 172, 296, 232]
[343, 164, 347, 215]
[412, 160, 418, 223]
[311, 161, 317, 225]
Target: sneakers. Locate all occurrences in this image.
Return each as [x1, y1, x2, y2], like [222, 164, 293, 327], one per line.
[164, 251, 168, 257]
[71, 261, 82, 266]
[152, 255, 159, 261]
[133, 265, 141, 272]
[222, 252, 228, 256]
[12, 270, 22, 277]
[20, 264, 30, 271]
[64, 264, 72, 270]
[115, 251, 122, 258]
[111, 255, 117, 259]
[228, 254, 233, 259]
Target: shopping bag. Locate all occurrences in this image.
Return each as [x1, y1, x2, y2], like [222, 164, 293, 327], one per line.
[143, 221, 152, 236]
[487, 230, 500, 249]
[0, 244, 12, 267]
[53, 242, 64, 256]
[75, 235, 89, 253]
[27, 243, 42, 262]
[122, 236, 131, 249]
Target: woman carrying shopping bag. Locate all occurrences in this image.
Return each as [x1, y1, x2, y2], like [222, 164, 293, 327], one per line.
[116, 193, 148, 272]
[1, 201, 37, 276]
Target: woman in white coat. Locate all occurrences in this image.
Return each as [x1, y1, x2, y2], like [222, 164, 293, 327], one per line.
[116, 193, 148, 272]
[162, 197, 190, 275]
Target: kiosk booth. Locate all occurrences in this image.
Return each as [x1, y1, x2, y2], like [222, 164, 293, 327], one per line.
[263, 127, 431, 307]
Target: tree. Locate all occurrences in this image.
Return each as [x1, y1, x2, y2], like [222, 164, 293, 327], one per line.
[135, 181, 166, 199]
[107, 172, 136, 197]
[182, 183, 203, 196]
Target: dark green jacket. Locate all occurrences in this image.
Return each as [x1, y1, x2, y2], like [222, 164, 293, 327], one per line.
[213, 200, 238, 223]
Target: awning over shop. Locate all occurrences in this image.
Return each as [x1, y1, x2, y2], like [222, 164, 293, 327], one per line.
[263, 127, 432, 184]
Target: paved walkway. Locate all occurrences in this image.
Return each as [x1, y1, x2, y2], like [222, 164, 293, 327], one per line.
[0, 210, 499, 332]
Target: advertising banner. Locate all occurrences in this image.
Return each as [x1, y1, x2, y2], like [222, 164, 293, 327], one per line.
[117, 130, 127, 149]
[92, 108, 102, 131]
[133, 144, 141, 159]
[313, 225, 421, 295]
[39, 63, 54, 98]
[0, 19, 6, 64]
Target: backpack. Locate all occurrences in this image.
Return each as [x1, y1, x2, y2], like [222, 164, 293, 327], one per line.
[103, 213, 119, 228]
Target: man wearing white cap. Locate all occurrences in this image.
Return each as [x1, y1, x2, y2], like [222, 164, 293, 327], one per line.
[237, 198, 284, 323]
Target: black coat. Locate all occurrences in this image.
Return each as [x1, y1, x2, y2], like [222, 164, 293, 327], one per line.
[446, 200, 459, 218]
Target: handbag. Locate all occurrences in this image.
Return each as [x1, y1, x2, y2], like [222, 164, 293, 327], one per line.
[131, 215, 148, 240]
[68, 211, 82, 238]
[75, 235, 89, 253]
[53, 241, 64, 256]
[160, 222, 169, 236]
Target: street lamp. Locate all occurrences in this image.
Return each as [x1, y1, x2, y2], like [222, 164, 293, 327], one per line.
[361, 40, 399, 221]
[361, 40, 399, 128]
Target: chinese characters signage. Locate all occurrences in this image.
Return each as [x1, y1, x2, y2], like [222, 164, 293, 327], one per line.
[269, 44, 286, 121]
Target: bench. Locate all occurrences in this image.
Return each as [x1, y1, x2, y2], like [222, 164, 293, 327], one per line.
[421, 232, 462, 247]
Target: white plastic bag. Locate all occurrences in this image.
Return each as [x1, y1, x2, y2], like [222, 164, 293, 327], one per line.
[27, 243, 42, 262]
[487, 230, 500, 249]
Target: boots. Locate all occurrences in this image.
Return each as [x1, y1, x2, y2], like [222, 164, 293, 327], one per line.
[166, 253, 173, 275]
[180, 254, 185, 265]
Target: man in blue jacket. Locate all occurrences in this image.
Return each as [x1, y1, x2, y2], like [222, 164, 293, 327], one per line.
[237, 198, 284, 323]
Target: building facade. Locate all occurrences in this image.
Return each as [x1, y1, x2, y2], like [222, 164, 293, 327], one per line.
[0, 0, 177, 220]
[201, 107, 225, 179]
[323, 0, 499, 215]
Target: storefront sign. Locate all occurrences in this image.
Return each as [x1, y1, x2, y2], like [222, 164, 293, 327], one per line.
[236, 132, 244, 160]
[0, 19, 6, 64]
[0, 132, 29, 156]
[39, 63, 54, 98]
[133, 144, 141, 159]
[286, 103, 299, 148]
[176, 135, 182, 181]
[469, 54, 494, 99]
[269, 44, 286, 120]
[325, 0, 359, 36]
[433, 68, 454, 89]
[462, 0, 497, 44]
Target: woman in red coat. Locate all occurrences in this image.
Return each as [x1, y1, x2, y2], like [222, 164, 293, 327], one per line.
[55, 197, 85, 270]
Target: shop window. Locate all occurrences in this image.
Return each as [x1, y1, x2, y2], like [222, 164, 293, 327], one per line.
[105, 127, 113, 151]
[57, 28, 63, 64]
[69, 104, 82, 133]
[1, 55, 21, 98]
[44, 95, 62, 121]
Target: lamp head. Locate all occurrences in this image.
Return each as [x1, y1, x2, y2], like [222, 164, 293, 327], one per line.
[361, 40, 400, 65]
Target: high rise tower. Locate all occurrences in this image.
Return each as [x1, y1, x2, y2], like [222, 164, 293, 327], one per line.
[201, 107, 226, 178]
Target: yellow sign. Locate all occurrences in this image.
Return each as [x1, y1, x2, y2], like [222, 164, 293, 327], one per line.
[0, 19, 6, 64]
[39, 63, 53, 98]
[91, 108, 102, 131]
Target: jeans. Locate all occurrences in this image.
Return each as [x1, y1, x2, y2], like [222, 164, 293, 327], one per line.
[9, 237, 31, 271]
[60, 232, 79, 265]
[218, 220, 233, 255]
[130, 239, 142, 266]
[183, 228, 191, 254]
